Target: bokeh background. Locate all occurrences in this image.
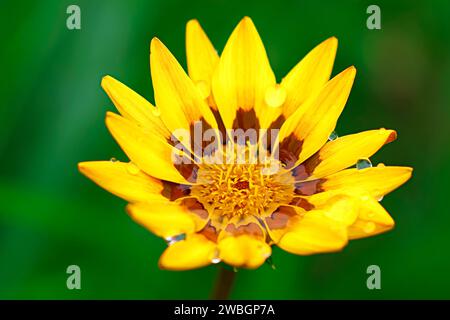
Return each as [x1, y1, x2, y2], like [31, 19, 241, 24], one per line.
[1, 0, 450, 299]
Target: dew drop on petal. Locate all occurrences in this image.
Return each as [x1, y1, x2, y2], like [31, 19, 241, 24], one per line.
[356, 158, 372, 170]
[165, 233, 186, 246]
[265, 84, 286, 108]
[265, 256, 276, 270]
[377, 163, 385, 168]
[211, 248, 221, 264]
[377, 195, 384, 202]
[110, 157, 118, 163]
[126, 162, 140, 175]
[152, 107, 161, 117]
[328, 131, 338, 141]
[363, 222, 376, 234]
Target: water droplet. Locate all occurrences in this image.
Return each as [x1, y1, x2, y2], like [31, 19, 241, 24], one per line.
[265, 257, 276, 270]
[377, 163, 385, 168]
[126, 162, 140, 175]
[211, 249, 221, 264]
[110, 157, 118, 163]
[363, 222, 376, 234]
[265, 84, 286, 108]
[377, 195, 384, 202]
[165, 233, 186, 246]
[152, 107, 161, 117]
[356, 158, 372, 170]
[328, 131, 338, 141]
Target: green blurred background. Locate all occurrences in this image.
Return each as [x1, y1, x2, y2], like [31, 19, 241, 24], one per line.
[1, 0, 449, 299]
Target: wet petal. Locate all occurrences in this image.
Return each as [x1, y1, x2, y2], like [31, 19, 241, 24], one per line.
[281, 37, 338, 118]
[105, 112, 189, 184]
[150, 38, 218, 135]
[159, 233, 217, 270]
[127, 200, 205, 238]
[218, 235, 271, 269]
[78, 161, 165, 202]
[277, 211, 348, 255]
[101, 76, 170, 138]
[186, 19, 219, 110]
[297, 128, 397, 180]
[348, 195, 395, 239]
[321, 166, 413, 199]
[277, 67, 356, 167]
[212, 17, 276, 130]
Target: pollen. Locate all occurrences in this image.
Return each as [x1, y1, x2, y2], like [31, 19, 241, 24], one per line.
[191, 147, 295, 224]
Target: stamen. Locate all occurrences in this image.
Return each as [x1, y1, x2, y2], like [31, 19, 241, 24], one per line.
[191, 146, 295, 228]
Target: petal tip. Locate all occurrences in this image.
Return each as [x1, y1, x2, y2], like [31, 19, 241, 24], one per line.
[347, 65, 357, 74]
[186, 18, 200, 29]
[241, 16, 253, 23]
[101, 75, 112, 86]
[77, 162, 88, 174]
[237, 16, 255, 30]
[386, 129, 397, 144]
[104, 111, 119, 129]
[150, 37, 163, 52]
[326, 36, 338, 46]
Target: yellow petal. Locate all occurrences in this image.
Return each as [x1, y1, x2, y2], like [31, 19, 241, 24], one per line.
[186, 19, 219, 110]
[264, 205, 303, 243]
[296, 188, 396, 239]
[78, 161, 164, 202]
[304, 193, 359, 226]
[277, 66, 356, 167]
[299, 129, 397, 180]
[321, 166, 413, 198]
[212, 16, 276, 130]
[281, 37, 338, 118]
[348, 196, 395, 239]
[101, 76, 170, 139]
[127, 200, 198, 238]
[150, 38, 218, 136]
[105, 112, 189, 184]
[218, 235, 271, 269]
[159, 233, 217, 270]
[217, 215, 267, 242]
[277, 211, 348, 255]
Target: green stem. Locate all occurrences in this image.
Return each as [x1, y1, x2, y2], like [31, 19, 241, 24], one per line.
[211, 267, 236, 300]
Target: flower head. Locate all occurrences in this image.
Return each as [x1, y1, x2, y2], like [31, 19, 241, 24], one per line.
[79, 17, 412, 270]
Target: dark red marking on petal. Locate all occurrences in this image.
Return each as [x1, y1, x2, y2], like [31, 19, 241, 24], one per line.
[162, 182, 191, 200]
[231, 108, 260, 132]
[174, 163, 198, 183]
[199, 222, 219, 242]
[290, 197, 315, 210]
[292, 151, 322, 181]
[181, 198, 209, 219]
[278, 133, 303, 168]
[386, 130, 397, 144]
[225, 222, 264, 238]
[294, 179, 324, 196]
[265, 206, 297, 230]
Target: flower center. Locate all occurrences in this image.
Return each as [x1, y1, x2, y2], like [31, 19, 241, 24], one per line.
[191, 147, 295, 223]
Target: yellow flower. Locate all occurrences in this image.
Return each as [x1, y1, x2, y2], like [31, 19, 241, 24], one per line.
[78, 17, 412, 270]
